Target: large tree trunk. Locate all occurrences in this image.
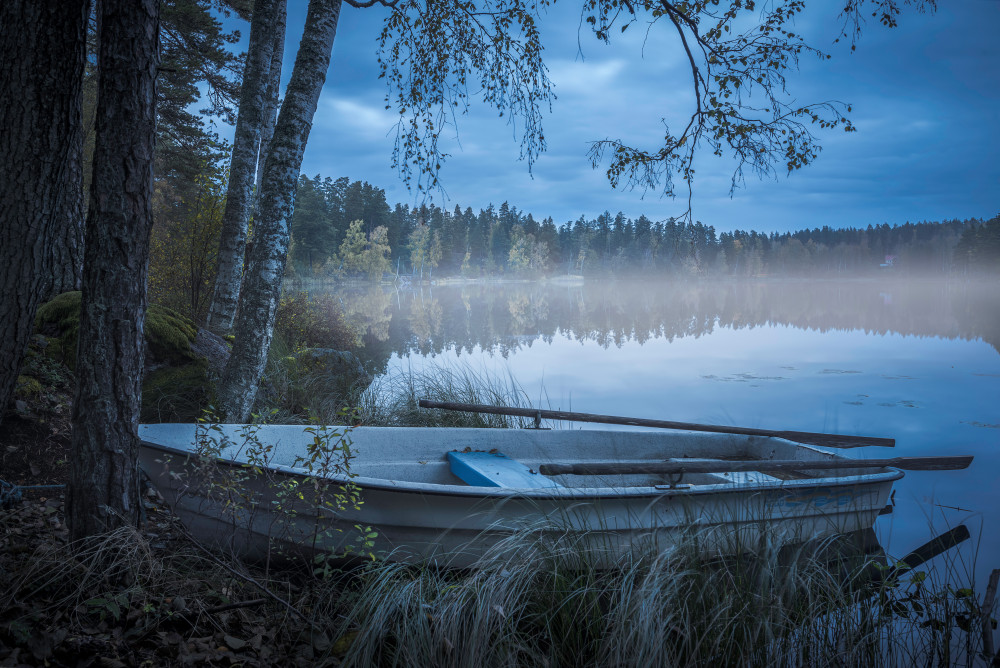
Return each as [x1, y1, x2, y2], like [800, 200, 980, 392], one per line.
[205, 0, 283, 335]
[217, 0, 342, 421]
[69, 0, 159, 540]
[0, 0, 89, 424]
[45, 169, 86, 298]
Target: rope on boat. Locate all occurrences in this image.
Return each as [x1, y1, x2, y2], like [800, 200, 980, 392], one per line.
[0, 478, 65, 509]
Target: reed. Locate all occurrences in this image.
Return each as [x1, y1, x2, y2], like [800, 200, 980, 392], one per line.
[353, 362, 541, 428]
[326, 524, 996, 667]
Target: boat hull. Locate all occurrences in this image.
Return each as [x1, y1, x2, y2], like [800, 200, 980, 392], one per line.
[138, 424, 900, 568]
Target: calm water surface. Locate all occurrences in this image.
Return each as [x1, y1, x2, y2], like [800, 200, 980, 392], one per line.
[325, 278, 1000, 582]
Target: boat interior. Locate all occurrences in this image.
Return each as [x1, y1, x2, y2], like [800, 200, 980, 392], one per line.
[139, 423, 887, 491]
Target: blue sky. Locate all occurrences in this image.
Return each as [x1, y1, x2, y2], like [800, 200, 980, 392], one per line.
[222, 0, 1000, 234]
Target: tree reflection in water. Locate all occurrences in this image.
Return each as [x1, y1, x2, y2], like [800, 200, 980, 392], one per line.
[322, 280, 1000, 373]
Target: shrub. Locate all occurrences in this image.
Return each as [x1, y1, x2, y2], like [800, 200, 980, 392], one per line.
[274, 291, 360, 352]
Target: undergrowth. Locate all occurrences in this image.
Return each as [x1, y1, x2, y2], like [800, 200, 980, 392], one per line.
[3, 504, 996, 666]
[328, 526, 999, 667]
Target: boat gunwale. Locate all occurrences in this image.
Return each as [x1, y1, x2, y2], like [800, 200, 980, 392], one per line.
[139, 436, 904, 501]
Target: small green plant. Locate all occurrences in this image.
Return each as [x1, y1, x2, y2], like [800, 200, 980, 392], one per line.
[272, 409, 378, 574]
[84, 592, 130, 622]
[186, 409, 376, 575]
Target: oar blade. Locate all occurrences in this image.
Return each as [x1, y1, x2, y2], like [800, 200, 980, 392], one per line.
[894, 456, 974, 471]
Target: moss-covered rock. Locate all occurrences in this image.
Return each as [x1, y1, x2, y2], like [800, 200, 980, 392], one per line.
[145, 304, 198, 365]
[34, 292, 216, 423]
[141, 360, 214, 423]
[33, 291, 199, 371]
[14, 375, 43, 399]
[34, 291, 82, 369]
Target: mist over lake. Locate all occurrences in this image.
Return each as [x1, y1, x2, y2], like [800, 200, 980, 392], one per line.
[316, 277, 1000, 580]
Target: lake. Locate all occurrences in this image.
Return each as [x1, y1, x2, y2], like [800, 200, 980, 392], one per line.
[322, 278, 1000, 583]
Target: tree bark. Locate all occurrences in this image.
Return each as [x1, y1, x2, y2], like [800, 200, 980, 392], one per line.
[240, 0, 287, 316]
[45, 159, 86, 299]
[205, 0, 283, 335]
[255, 0, 287, 198]
[0, 0, 89, 424]
[217, 0, 342, 421]
[69, 0, 159, 540]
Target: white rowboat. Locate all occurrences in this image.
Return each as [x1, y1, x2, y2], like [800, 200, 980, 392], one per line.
[137, 423, 922, 567]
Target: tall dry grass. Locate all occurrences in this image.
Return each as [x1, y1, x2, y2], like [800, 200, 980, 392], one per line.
[327, 525, 995, 667]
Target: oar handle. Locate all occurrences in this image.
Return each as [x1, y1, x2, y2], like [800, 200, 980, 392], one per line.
[418, 399, 895, 448]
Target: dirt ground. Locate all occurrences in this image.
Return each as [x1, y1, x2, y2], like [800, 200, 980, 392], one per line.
[1, 380, 344, 666]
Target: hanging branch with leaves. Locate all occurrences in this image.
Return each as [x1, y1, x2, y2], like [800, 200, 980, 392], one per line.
[583, 0, 932, 215]
[377, 0, 555, 192]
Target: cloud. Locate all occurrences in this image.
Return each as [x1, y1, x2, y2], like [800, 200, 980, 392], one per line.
[547, 59, 627, 96]
[318, 98, 397, 140]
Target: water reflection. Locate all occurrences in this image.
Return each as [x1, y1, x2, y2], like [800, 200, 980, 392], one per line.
[321, 279, 1000, 372]
[314, 278, 999, 588]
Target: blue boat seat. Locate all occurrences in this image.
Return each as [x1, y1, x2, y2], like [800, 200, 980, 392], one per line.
[447, 451, 563, 488]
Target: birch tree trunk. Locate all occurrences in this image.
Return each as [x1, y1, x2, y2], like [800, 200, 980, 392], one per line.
[205, 0, 283, 335]
[241, 0, 287, 302]
[68, 0, 159, 540]
[255, 1, 287, 198]
[217, 0, 342, 421]
[0, 0, 89, 424]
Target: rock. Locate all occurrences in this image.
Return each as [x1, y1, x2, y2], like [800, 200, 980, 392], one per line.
[35, 292, 202, 373]
[190, 328, 230, 381]
[34, 292, 222, 423]
[30, 292, 373, 423]
[141, 317, 230, 422]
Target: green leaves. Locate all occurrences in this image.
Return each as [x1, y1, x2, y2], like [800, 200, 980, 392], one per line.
[582, 0, 924, 213]
[378, 0, 554, 192]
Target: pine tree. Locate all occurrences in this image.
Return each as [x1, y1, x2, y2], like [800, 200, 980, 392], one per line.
[0, 0, 89, 425]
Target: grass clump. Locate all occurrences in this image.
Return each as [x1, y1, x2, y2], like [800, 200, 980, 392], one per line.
[141, 361, 213, 423]
[355, 362, 540, 428]
[10, 511, 990, 666]
[330, 528, 997, 667]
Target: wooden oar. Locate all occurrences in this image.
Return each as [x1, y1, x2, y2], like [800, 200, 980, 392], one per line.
[418, 399, 895, 449]
[894, 524, 971, 574]
[538, 456, 973, 477]
[856, 525, 971, 590]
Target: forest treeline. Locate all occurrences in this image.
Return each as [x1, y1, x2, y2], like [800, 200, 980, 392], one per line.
[151, 167, 999, 323]
[135, 3, 999, 327]
[283, 174, 1000, 281]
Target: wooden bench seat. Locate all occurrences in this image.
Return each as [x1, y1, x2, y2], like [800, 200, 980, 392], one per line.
[447, 451, 563, 488]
